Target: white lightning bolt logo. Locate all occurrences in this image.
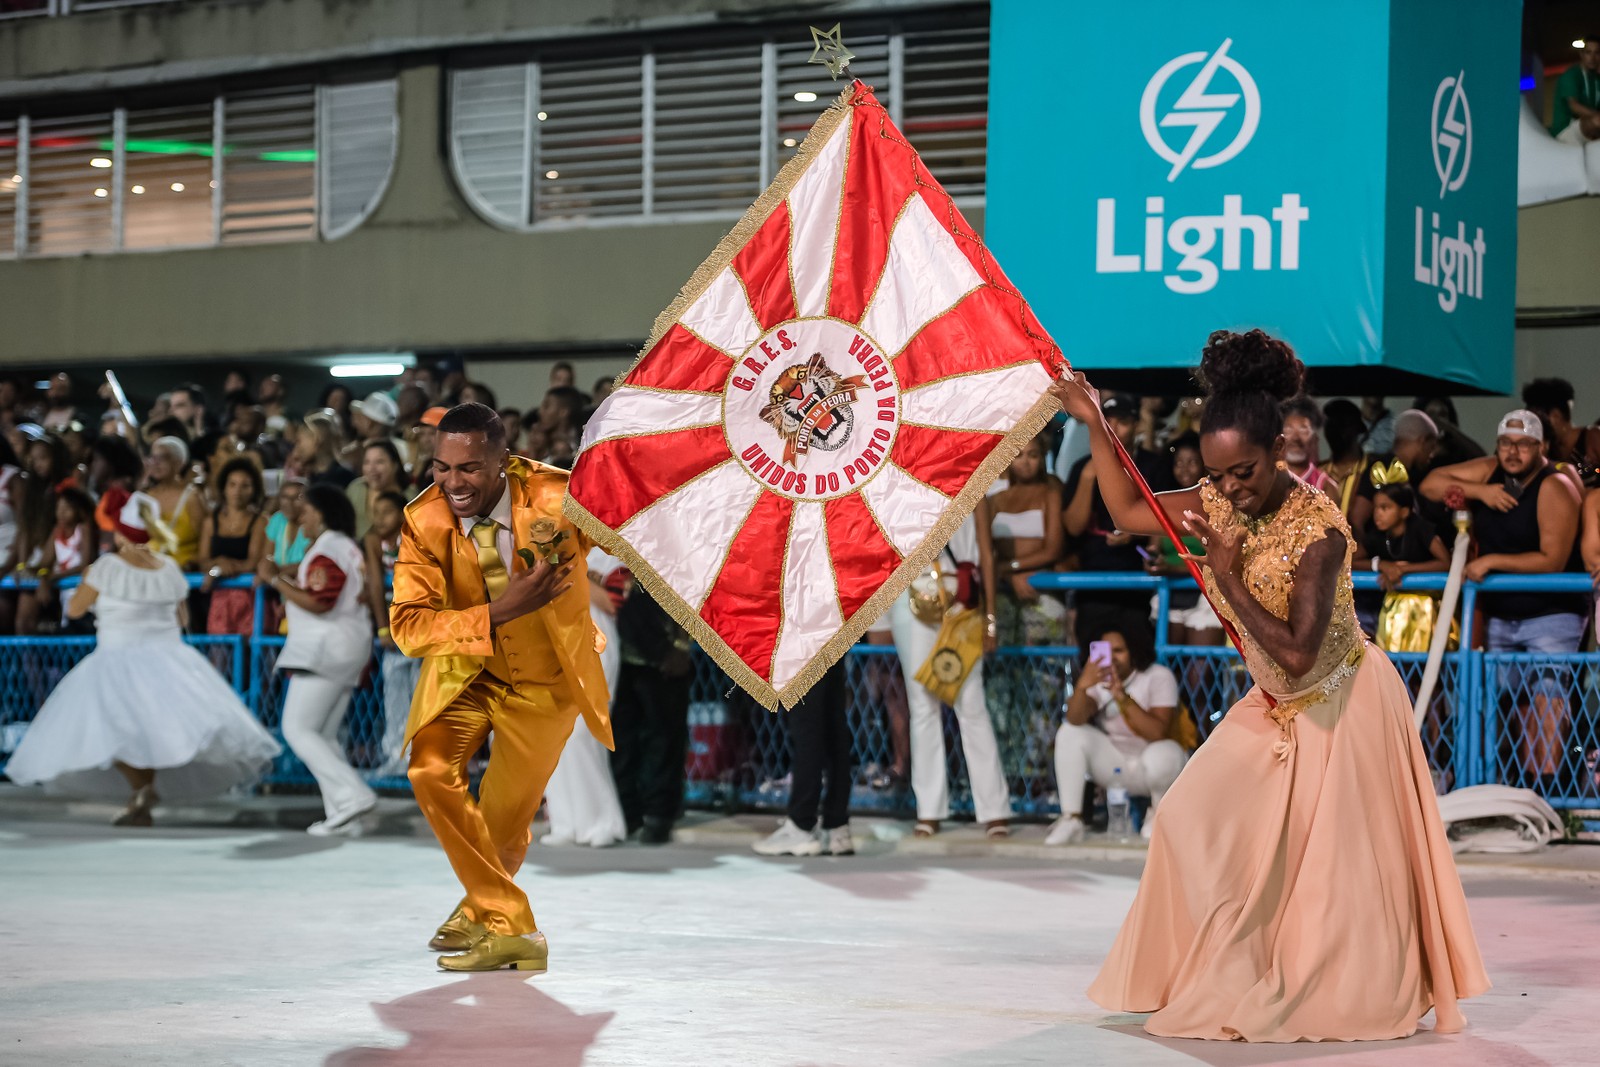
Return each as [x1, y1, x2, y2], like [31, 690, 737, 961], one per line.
[1160, 42, 1240, 180]
[1139, 40, 1261, 182]
[1431, 72, 1472, 198]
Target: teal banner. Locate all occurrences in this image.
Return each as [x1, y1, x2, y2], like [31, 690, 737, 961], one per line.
[986, 0, 1519, 391]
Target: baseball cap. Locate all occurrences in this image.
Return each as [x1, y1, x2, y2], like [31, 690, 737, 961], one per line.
[1495, 409, 1543, 443]
[351, 390, 399, 427]
[419, 406, 449, 428]
[1101, 394, 1140, 421]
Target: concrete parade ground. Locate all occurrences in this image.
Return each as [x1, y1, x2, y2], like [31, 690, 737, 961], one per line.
[1, 793, 1597, 1067]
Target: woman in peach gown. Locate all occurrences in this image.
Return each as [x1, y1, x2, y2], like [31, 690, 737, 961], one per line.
[1051, 329, 1488, 1042]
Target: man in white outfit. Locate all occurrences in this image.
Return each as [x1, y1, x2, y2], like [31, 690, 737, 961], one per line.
[888, 516, 1012, 836]
[1047, 625, 1186, 844]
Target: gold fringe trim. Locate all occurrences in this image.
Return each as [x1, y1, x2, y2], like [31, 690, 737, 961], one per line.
[602, 82, 863, 396]
[566, 388, 1060, 711]
[571, 80, 1066, 708]
[766, 391, 1060, 709]
[564, 491, 777, 709]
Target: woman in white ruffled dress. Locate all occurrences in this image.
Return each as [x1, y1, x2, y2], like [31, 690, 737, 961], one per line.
[540, 547, 628, 848]
[5, 492, 281, 826]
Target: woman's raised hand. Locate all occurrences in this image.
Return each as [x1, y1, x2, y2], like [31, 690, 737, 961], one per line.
[1048, 368, 1102, 424]
[1179, 510, 1243, 579]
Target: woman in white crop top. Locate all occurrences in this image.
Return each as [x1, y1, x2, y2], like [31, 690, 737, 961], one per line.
[978, 436, 1065, 646]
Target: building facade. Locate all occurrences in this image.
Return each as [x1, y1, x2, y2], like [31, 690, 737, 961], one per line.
[0, 0, 1594, 426]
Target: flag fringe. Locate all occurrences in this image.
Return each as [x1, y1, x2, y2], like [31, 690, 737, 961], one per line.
[767, 388, 1061, 709]
[568, 78, 1066, 709]
[566, 387, 1062, 711]
[608, 82, 863, 393]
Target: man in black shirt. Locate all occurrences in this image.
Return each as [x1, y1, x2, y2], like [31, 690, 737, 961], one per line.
[1063, 394, 1170, 650]
[1421, 409, 1585, 792]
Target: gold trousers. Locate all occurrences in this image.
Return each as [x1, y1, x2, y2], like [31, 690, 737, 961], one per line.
[407, 673, 578, 935]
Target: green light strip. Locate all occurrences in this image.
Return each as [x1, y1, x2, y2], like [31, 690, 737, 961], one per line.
[117, 139, 215, 157]
[96, 139, 316, 162]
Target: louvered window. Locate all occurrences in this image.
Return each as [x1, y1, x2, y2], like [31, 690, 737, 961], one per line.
[0, 78, 397, 257]
[67, 1, 177, 10]
[0, 119, 17, 256]
[539, 55, 644, 222]
[901, 26, 988, 199]
[319, 81, 399, 240]
[0, 1, 182, 17]
[123, 100, 214, 250]
[449, 66, 532, 226]
[26, 112, 115, 256]
[0, 1, 52, 18]
[652, 44, 763, 214]
[222, 86, 316, 245]
[449, 17, 986, 231]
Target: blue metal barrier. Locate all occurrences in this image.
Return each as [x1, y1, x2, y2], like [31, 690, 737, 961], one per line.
[0, 570, 1594, 827]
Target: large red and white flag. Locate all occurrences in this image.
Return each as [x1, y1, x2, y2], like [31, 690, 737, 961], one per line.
[566, 82, 1063, 708]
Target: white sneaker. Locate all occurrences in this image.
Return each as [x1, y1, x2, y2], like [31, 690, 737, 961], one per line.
[1044, 815, 1085, 846]
[308, 801, 376, 837]
[753, 818, 823, 856]
[826, 825, 855, 856]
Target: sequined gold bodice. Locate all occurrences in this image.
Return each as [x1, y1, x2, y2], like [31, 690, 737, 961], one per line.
[1199, 478, 1365, 724]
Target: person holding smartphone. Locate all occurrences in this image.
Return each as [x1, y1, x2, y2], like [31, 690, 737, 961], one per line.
[1046, 627, 1184, 845]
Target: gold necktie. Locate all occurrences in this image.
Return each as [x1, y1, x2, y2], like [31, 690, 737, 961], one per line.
[471, 520, 508, 601]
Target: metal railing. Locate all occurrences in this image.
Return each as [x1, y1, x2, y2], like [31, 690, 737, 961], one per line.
[0, 570, 1594, 828]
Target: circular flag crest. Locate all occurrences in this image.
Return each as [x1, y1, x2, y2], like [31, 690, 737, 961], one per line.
[724, 317, 901, 502]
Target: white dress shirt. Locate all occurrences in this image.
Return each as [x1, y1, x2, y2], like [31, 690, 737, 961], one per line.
[457, 480, 516, 577]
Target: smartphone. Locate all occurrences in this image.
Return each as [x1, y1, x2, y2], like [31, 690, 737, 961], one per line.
[1088, 641, 1113, 669]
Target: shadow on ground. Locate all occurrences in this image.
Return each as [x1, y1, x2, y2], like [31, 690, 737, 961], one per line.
[326, 975, 613, 1066]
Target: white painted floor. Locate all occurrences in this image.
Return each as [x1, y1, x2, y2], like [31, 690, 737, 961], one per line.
[1, 815, 1596, 1067]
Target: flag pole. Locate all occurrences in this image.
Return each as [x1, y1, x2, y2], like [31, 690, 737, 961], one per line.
[1099, 416, 1268, 704]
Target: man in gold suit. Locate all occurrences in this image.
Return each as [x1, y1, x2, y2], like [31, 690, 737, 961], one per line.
[391, 402, 612, 972]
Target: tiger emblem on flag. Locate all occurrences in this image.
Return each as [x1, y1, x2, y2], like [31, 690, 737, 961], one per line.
[759, 352, 871, 464]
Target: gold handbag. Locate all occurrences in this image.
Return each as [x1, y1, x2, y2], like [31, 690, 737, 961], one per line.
[914, 608, 984, 704]
[908, 559, 955, 626]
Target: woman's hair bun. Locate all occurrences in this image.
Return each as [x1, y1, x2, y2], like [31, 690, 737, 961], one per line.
[1197, 328, 1305, 403]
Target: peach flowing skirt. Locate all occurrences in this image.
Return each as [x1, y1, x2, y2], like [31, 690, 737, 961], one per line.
[1088, 648, 1490, 1042]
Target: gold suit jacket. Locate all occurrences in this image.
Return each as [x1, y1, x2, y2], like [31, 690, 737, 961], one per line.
[391, 455, 613, 748]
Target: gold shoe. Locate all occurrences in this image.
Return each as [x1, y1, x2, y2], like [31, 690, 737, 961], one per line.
[437, 931, 549, 973]
[428, 906, 487, 952]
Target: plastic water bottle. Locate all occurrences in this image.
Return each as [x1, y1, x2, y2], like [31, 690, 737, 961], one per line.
[1107, 769, 1131, 842]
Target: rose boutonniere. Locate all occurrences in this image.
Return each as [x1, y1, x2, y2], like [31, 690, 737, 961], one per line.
[518, 518, 569, 568]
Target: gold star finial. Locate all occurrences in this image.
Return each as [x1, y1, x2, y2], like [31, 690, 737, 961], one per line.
[808, 23, 855, 80]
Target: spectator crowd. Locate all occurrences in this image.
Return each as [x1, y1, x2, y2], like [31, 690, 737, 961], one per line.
[0, 360, 604, 643]
[3, 363, 1598, 843]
